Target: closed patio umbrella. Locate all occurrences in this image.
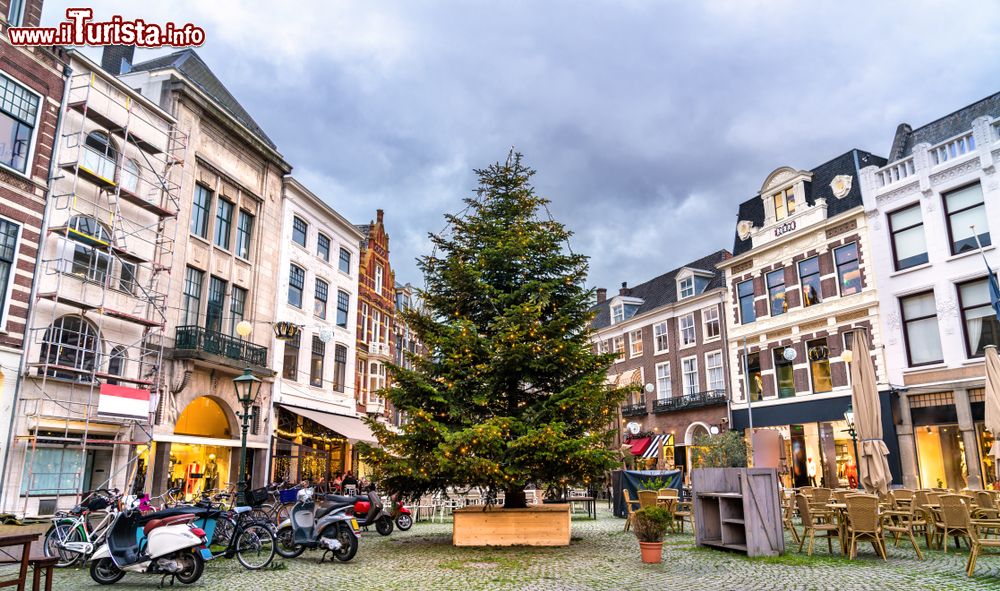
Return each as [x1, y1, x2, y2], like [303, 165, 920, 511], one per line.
[984, 345, 1000, 477]
[850, 329, 892, 495]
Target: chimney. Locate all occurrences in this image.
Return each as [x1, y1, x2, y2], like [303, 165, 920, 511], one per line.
[619, 281, 630, 296]
[376, 209, 384, 224]
[101, 45, 136, 75]
[596, 288, 607, 303]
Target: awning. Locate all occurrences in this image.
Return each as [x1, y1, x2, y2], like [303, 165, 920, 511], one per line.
[640, 434, 674, 460]
[280, 405, 377, 444]
[617, 369, 641, 387]
[628, 437, 651, 455]
[605, 373, 618, 386]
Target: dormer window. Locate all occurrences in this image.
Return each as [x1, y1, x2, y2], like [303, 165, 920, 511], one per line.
[774, 187, 796, 220]
[679, 277, 694, 299]
[609, 296, 643, 325]
[611, 304, 625, 324]
[676, 270, 712, 300]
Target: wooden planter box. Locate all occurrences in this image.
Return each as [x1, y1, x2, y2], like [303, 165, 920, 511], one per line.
[452, 504, 571, 546]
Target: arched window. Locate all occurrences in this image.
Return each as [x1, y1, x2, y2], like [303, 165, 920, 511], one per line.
[81, 131, 118, 181]
[61, 215, 113, 284]
[107, 346, 127, 385]
[120, 158, 140, 194]
[40, 316, 100, 380]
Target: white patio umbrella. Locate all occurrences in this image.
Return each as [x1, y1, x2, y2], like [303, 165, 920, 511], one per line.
[850, 329, 892, 495]
[984, 345, 1000, 479]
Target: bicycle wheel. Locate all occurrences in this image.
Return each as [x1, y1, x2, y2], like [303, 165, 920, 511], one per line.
[235, 522, 275, 570]
[275, 503, 291, 526]
[211, 517, 235, 548]
[249, 506, 271, 525]
[44, 522, 84, 567]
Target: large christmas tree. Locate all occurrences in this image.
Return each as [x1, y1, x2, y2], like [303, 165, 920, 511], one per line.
[364, 153, 627, 509]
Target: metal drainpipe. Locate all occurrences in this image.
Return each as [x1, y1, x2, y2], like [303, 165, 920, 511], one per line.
[0, 60, 74, 506]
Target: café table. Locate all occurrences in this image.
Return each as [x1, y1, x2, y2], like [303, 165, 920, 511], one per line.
[825, 502, 849, 554]
[568, 495, 597, 519]
[0, 533, 47, 591]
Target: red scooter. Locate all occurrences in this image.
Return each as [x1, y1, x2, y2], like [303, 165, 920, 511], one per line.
[391, 499, 413, 531]
[350, 491, 394, 536]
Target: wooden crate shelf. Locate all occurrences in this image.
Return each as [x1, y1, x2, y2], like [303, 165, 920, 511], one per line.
[692, 468, 784, 557]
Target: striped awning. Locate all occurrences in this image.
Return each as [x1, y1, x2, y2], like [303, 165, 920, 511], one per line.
[617, 369, 641, 387]
[640, 433, 675, 460]
[605, 373, 618, 386]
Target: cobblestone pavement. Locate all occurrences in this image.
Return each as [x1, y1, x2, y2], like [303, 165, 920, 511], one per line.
[37, 507, 1000, 591]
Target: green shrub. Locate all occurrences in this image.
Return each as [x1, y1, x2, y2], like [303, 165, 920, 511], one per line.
[690, 431, 747, 468]
[632, 506, 673, 543]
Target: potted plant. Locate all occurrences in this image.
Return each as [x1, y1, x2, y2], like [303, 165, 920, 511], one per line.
[632, 506, 673, 563]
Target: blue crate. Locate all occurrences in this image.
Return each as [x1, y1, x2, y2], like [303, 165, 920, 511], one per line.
[279, 487, 300, 504]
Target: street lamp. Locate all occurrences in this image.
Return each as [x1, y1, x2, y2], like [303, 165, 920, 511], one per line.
[843, 404, 861, 490]
[233, 367, 262, 505]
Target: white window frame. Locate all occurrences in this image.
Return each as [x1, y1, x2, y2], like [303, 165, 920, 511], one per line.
[628, 328, 643, 358]
[679, 313, 696, 348]
[375, 264, 384, 295]
[652, 321, 669, 354]
[612, 335, 625, 361]
[0, 216, 22, 331]
[0, 73, 40, 180]
[655, 361, 671, 400]
[702, 306, 721, 342]
[705, 351, 724, 392]
[679, 276, 694, 299]
[681, 356, 699, 396]
[611, 303, 624, 324]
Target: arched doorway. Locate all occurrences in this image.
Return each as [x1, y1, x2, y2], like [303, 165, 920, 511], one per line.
[166, 397, 237, 497]
[175, 396, 234, 438]
[684, 422, 712, 476]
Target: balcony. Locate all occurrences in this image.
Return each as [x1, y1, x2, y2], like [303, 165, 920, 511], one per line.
[621, 398, 647, 417]
[368, 341, 391, 359]
[173, 325, 268, 371]
[653, 390, 727, 413]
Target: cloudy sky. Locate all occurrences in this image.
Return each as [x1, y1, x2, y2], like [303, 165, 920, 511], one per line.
[43, 1, 1000, 291]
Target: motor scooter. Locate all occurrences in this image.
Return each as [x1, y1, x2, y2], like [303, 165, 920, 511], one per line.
[274, 488, 360, 561]
[389, 496, 413, 531]
[350, 490, 394, 535]
[88, 508, 207, 586]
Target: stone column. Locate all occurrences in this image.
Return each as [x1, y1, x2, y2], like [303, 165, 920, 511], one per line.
[895, 394, 919, 489]
[954, 389, 983, 490]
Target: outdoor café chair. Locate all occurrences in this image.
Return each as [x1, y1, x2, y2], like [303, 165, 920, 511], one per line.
[939, 494, 974, 553]
[796, 493, 838, 556]
[973, 491, 999, 519]
[966, 512, 1000, 576]
[622, 490, 640, 532]
[880, 495, 925, 560]
[890, 489, 914, 509]
[782, 495, 801, 545]
[845, 494, 886, 560]
[637, 489, 658, 509]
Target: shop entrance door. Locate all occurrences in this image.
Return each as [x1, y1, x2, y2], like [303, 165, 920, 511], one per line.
[790, 425, 809, 488]
[82, 449, 112, 492]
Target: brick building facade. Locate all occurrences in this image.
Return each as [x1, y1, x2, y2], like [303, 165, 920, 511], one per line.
[354, 209, 394, 428]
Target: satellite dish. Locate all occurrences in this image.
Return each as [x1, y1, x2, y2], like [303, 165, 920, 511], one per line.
[782, 347, 797, 362]
[318, 328, 334, 343]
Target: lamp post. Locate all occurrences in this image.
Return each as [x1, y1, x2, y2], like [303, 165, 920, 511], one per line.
[843, 403, 861, 490]
[233, 367, 262, 505]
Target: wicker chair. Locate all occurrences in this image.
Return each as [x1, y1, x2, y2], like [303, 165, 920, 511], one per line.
[673, 498, 694, 534]
[966, 514, 1000, 576]
[796, 493, 839, 555]
[783, 495, 801, 545]
[890, 489, 914, 509]
[622, 490, 640, 532]
[637, 489, 658, 509]
[812, 488, 833, 503]
[881, 495, 925, 560]
[938, 495, 974, 553]
[845, 494, 886, 560]
[973, 491, 999, 519]
[833, 489, 851, 503]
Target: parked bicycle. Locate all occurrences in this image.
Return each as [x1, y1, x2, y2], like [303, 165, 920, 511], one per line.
[44, 489, 121, 567]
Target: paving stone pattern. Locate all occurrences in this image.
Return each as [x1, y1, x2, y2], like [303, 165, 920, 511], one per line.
[45, 508, 1000, 591]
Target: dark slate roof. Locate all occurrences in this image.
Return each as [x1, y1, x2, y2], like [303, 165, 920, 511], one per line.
[888, 90, 1000, 162]
[731, 149, 886, 256]
[130, 50, 277, 150]
[590, 249, 731, 330]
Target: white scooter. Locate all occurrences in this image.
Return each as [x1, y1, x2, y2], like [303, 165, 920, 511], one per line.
[89, 505, 208, 586]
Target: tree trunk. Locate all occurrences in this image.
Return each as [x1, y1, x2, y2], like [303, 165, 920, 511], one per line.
[503, 488, 527, 509]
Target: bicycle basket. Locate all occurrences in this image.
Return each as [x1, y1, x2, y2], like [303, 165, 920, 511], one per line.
[246, 487, 269, 507]
[279, 487, 300, 504]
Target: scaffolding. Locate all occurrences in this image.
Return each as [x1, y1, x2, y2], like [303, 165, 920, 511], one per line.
[12, 70, 187, 515]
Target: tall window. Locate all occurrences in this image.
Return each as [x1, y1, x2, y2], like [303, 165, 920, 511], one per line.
[206, 276, 226, 333]
[283, 333, 300, 381]
[944, 183, 990, 255]
[653, 321, 669, 353]
[83, 133, 116, 177]
[679, 313, 696, 346]
[117, 261, 136, 294]
[235, 209, 254, 259]
[336, 290, 350, 328]
[773, 347, 795, 398]
[835, 243, 862, 296]
[679, 277, 694, 299]
[767, 269, 786, 315]
[629, 329, 643, 357]
[339, 248, 351, 274]
[738, 280, 756, 324]
[902, 291, 943, 365]
[746, 352, 761, 401]
[958, 278, 1000, 357]
[314, 278, 328, 319]
[292, 216, 308, 247]
[182, 266, 203, 325]
[612, 336, 625, 360]
[889, 203, 928, 270]
[40, 316, 99, 380]
[229, 286, 247, 336]
[655, 362, 671, 400]
[807, 339, 832, 393]
[191, 185, 211, 238]
[681, 357, 698, 395]
[317, 233, 330, 261]
[798, 256, 821, 307]
[214, 198, 233, 249]
[375, 264, 384, 295]
[288, 264, 304, 308]
[7, 0, 25, 27]
[64, 216, 112, 285]
[774, 187, 796, 220]
[333, 344, 347, 392]
[121, 159, 140, 193]
[0, 75, 38, 174]
[702, 306, 720, 340]
[310, 336, 325, 387]
[705, 351, 724, 392]
[372, 311, 382, 345]
[107, 346, 126, 386]
[0, 219, 18, 323]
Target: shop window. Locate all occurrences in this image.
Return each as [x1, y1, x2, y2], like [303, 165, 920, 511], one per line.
[767, 269, 786, 316]
[40, 315, 99, 380]
[915, 424, 968, 490]
[835, 243, 862, 296]
[807, 339, 831, 393]
[738, 280, 756, 324]
[653, 321, 668, 353]
[944, 183, 990, 255]
[745, 352, 762, 401]
[21, 447, 82, 495]
[901, 291, 943, 366]
[310, 336, 325, 387]
[958, 277, 1000, 358]
[773, 347, 795, 398]
[283, 332, 300, 381]
[798, 256, 821, 307]
[889, 203, 928, 270]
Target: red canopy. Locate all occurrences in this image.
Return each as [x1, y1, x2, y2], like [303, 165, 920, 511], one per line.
[628, 437, 652, 455]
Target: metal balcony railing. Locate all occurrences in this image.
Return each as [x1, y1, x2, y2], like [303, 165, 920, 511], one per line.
[174, 325, 268, 367]
[621, 398, 647, 417]
[652, 390, 727, 413]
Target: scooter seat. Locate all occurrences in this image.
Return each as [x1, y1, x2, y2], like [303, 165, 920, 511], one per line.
[143, 513, 195, 536]
[323, 494, 357, 506]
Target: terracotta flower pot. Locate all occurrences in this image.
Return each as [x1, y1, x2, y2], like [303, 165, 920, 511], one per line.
[638, 541, 663, 563]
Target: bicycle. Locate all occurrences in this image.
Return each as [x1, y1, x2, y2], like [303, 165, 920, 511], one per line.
[249, 485, 294, 528]
[43, 489, 121, 567]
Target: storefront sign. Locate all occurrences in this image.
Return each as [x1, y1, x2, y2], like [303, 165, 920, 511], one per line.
[773, 220, 796, 237]
[97, 383, 151, 419]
